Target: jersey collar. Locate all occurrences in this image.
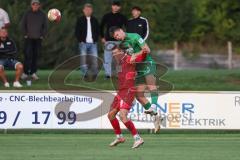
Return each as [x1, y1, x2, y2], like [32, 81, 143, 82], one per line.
[125, 33, 131, 40]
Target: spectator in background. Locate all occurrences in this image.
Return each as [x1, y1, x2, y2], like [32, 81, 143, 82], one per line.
[100, 1, 127, 78]
[126, 6, 149, 41]
[21, 0, 47, 80]
[0, 28, 23, 88]
[75, 3, 99, 77]
[0, 8, 10, 29]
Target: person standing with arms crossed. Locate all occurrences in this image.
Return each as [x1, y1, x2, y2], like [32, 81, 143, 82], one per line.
[100, 1, 127, 79]
[127, 6, 149, 41]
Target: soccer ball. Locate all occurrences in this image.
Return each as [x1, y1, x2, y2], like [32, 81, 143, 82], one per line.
[48, 9, 61, 22]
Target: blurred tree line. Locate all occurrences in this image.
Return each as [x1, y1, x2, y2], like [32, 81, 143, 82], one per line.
[0, 0, 240, 68]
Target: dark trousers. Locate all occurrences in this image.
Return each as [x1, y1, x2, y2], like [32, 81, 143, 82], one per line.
[24, 38, 42, 75]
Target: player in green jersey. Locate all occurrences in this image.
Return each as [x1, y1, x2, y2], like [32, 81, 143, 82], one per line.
[110, 26, 161, 133]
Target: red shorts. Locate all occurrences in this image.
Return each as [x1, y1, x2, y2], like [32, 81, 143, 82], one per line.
[110, 88, 136, 111]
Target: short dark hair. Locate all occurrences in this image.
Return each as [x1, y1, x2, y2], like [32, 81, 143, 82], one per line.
[112, 1, 121, 6]
[132, 6, 142, 12]
[109, 26, 122, 38]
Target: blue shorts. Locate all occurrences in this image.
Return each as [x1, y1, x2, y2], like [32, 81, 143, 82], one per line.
[0, 59, 21, 70]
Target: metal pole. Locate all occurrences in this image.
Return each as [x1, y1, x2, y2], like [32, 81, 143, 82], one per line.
[228, 41, 233, 69]
[174, 41, 179, 70]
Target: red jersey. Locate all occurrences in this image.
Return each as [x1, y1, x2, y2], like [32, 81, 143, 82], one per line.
[117, 54, 136, 90]
[110, 51, 147, 111]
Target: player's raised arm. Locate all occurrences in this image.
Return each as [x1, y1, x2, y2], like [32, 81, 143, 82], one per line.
[135, 34, 151, 54]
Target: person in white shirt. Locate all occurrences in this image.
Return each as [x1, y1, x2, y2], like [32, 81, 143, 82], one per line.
[75, 3, 99, 78]
[0, 8, 10, 29]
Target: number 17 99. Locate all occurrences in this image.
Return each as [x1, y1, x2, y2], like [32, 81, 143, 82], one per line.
[32, 111, 76, 125]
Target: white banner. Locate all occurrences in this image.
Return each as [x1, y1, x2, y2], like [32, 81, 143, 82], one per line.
[0, 91, 240, 130]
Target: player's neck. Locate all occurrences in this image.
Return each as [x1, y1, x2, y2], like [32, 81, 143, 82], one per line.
[0, 37, 6, 41]
[133, 16, 140, 19]
[112, 11, 119, 14]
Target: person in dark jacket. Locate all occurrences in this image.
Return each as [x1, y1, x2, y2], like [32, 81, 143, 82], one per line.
[21, 0, 47, 80]
[126, 6, 149, 41]
[100, 1, 127, 78]
[75, 3, 99, 76]
[0, 28, 23, 88]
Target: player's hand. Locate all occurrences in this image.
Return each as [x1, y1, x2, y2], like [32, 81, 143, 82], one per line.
[129, 55, 136, 64]
[142, 46, 150, 53]
[142, 48, 148, 53]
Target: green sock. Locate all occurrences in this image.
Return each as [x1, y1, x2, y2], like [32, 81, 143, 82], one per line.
[143, 102, 151, 110]
[151, 90, 158, 104]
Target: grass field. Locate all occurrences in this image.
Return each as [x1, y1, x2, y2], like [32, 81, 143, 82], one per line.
[1, 69, 240, 160]
[0, 69, 240, 91]
[0, 133, 240, 160]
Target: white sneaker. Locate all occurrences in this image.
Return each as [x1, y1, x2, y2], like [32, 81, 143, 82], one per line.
[21, 73, 28, 80]
[154, 115, 162, 133]
[109, 137, 125, 147]
[32, 73, 39, 80]
[132, 137, 144, 149]
[13, 81, 23, 88]
[144, 104, 157, 116]
[4, 82, 10, 88]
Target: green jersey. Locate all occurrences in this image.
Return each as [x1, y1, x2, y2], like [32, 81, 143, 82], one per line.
[121, 33, 154, 62]
[121, 33, 157, 83]
[123, 33, 145, 54]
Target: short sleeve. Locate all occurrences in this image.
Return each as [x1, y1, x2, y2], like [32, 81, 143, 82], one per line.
[135, 34, 145, 48]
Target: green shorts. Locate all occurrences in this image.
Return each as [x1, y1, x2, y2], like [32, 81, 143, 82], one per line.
[136, 60, 157, 84]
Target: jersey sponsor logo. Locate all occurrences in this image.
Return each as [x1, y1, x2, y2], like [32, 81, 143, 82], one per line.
[138, 38, 144, 44]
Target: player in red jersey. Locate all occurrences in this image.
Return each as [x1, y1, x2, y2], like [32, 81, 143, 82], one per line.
[107, 44, 147, 149]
